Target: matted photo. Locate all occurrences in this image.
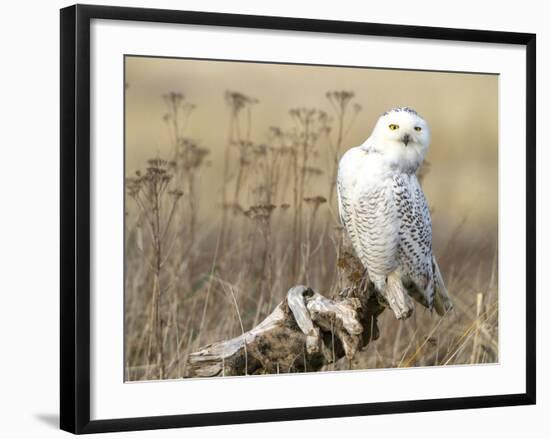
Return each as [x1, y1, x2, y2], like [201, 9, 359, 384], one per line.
[124, 56, 498, 381]
[61, 5, 535, 433]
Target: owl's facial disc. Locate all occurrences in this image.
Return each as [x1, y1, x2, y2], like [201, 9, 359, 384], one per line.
[375, 107, 430, 149]
[368, 107, 431, 172]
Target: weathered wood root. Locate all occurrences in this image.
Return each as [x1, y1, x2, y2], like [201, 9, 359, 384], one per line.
[186, 281, 385, 378]
[185, 249, 453, 377]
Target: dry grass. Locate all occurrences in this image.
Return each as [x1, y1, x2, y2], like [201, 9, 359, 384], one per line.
[124, 89, 498, 381]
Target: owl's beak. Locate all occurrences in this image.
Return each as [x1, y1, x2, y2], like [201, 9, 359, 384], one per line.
[402, 134, 411, 146]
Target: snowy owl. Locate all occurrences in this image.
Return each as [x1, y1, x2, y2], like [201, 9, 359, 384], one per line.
[337, 107, 452, 319]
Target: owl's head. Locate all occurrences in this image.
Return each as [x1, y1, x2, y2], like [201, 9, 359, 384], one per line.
[368, 107, 430, 172]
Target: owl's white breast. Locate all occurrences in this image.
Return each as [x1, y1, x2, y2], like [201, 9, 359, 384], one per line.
[338, 145, 395, 199]
[338, 144, 402, 289]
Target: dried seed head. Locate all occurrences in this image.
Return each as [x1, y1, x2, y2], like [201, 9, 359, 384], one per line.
[326, 90, 357, 114]
[304, 195, 327, 206]
[225, 91, 258, 113]
[168, 189, 184, 199]
[244, 204, 277, 221]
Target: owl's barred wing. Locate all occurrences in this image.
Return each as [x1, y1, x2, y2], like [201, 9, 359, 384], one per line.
[337, 173, 359, 256]
[393, 174, 435, 307]
[356, 186, 401, 286]
[336, 175, 348, 229]
[338, 170, 399, 289]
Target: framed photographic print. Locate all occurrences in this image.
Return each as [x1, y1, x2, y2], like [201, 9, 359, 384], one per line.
[60, 4, 536, 434]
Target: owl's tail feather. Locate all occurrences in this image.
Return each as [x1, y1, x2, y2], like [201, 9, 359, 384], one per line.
[385, 272, 414, 320]
[432, 257, 453, 316]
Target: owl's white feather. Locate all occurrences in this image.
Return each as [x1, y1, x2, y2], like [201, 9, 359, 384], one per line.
[337, 107, 451, 316]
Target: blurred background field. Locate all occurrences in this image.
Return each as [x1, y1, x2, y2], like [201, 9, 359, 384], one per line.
[124, 56, 498, 381]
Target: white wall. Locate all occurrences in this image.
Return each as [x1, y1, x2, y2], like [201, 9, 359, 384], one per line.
[0, 0, 545, 437]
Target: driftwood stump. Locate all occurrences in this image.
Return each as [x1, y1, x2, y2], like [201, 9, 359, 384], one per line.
[186, 286, 386, 377]
[186, 252, 387, 377]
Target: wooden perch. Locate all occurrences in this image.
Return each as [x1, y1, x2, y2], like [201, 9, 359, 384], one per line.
[187, 285, 382, 377]
[186, 252, 386, 377]
[185, 250, 452, 378]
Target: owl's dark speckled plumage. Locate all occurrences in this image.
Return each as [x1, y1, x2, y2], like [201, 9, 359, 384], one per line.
[382, 106, 420, 117]
[393, 173, 435, 306]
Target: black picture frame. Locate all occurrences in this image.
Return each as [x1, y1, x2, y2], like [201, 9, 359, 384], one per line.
[60, 4, 536, 434]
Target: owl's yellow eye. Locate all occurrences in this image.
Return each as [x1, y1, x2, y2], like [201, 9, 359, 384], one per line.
[388, 124, 399, 130]
[414, 126, 422, 132]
